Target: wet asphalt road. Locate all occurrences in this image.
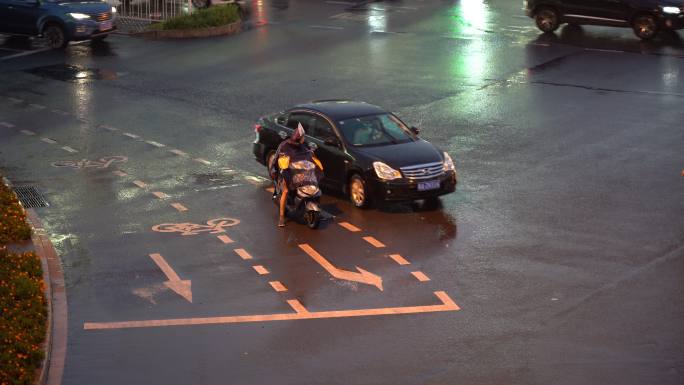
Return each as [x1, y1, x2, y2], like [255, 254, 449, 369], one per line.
[1, 0, 684, 384]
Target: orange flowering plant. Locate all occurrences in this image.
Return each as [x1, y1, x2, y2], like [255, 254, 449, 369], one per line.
[0, 181, 32, 245]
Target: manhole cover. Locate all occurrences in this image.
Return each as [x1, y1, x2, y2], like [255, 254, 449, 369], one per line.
[13, 186, 49, 208]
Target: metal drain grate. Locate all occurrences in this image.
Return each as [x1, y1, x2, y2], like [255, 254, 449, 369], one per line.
[13, 186, 49, 208]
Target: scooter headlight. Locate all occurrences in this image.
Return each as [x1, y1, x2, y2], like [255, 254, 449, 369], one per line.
[298, 185, 319, 196]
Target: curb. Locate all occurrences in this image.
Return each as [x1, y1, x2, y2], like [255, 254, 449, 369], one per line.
[133, 20, 242, 39]
[26, 209, 67, 385]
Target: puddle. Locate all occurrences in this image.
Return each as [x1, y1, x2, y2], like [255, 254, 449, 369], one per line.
[25, 64, 119, 82]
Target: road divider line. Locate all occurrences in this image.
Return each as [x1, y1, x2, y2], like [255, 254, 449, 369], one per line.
[132, 180, 148, 189]
[98, 124, 119, 132]
[234, 249, 253, 260]
[363, 236, 386, 248]
[194, 158, 211, 165]
[252, 265, 269, 275]
[170, 149, 188, 157]
[83, 291, 460, 330]
[20, 130, 36, 136]
[217, 235, 234, 244]
[389, 254, 410, 265]
[0, 121, 15, 128]
[151, 191, 169, 199]
[123, 132, 140, 139]
[411, 271, 431, 282]
[61, 146, 78, 153]
[269, 281, 288, 292]
[338, 222, 361, 232]
[112, 170, 128, 177]
[170, 203, 188, 212]
[41, 138, 57, 144]
[287, 299, 309, 314]
[146, 140, 166, 148]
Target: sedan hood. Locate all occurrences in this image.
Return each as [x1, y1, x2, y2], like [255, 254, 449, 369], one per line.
[355, 139, 443, 169]
[59, 1, 111, 14]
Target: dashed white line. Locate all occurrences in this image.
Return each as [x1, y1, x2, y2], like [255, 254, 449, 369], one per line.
[146, 140, 166, 148]
[123, 132, 140, 139]
[7, 97, 23, 103]
[98, 124, 119, 132]
[29, 104, 46, 109]
[20, 130, 36, 136]
[61, 146, 78, 153]
[132, 180, 148, 188]
[0, 122, 15, 128]
[194, 158, 211, 165]
[169, 149, 188, 157]
[41, 138, 57, 144]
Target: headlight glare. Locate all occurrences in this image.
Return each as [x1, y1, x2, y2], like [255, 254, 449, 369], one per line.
[662, 6, 680, 14]
[373, 162, 402, 180]
[443, 152, 455, 171]
[111, 6, 117, 13]
[69, 12, 91, 19]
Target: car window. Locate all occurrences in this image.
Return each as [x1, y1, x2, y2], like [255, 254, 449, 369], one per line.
[338, 113, 414, 147]
[310, 116, 335, 141]
[286, 112, 313, 133]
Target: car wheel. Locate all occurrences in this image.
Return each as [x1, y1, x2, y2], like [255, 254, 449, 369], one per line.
[191, 0, 209, 8]
[535, 6, 560, 33]
[349, 174, 371, 208]
[43, 24, 67, 49]
[632, 14, 658, 40]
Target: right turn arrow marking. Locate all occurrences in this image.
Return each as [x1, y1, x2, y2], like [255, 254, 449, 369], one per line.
[298, 244, 383, 291]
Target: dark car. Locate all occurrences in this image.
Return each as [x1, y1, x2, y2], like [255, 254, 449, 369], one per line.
[525, 0, 684, 39]
[253, 100, 457, 208]
[0, 0, 116, 48]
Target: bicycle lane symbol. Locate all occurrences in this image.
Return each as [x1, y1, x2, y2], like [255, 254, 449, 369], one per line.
[52, 155, 128, 170]
[151, 217, 241, 236]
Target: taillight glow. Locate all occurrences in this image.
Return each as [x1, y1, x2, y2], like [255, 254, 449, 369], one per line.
[254, 124, 263, 133]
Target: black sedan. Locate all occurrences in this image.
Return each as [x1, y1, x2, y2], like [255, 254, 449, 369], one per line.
[252, 100, 457, 208]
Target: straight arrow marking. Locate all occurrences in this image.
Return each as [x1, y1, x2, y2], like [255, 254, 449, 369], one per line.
[298, 244, 383, 291]
[149, 253, 192, 303]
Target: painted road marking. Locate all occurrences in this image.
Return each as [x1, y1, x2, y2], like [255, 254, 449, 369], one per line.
[146, 140, 166, 148]
[363, 236, 386, 248]
[194, 158, 211, 165]
[269, 281, 288, 292]
[287, 299, 309, 314]
[51, 109, 70, 116]
[20, 130, 36, 136]
[149, 253, 193, 303]
[389, 254, 410, 265]
[99, 124, 119, 132]
[0, 121, 15, 128]
[217, 235, 234, 244]
[170, 149, 188, 157]
[411, 271, 431, 282]
[41, 138, 57, 144]
[83, 291, 460, 330]
[299, 243, 383, 291]
[308, 25, 344, 30]
[29, 103, 46, 109]
[61, 146, 78, 153]
[7, 97, 23, 103]
[132, 180, 148, 189]
[338, 222, 361, 232]
[171, 203, 188, 212]
[0, 48, 51, 61]
[113, 170, 128, 177]
[234, 249, 253, 260]
[152, 191, 169, 199]
[123, 132, 140, 139]
[245, 175, 269, 185]
[253, 265, 269, 275]
[152, 218, 240, 236]
[585, 48, 624, 53]
[52, 156, 127, 170]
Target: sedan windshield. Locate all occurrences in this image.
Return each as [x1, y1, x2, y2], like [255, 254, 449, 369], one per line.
[337, 114, 415, 147]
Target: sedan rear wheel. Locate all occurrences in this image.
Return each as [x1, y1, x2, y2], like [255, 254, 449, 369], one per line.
[44, 24, 67, 49]
[632, 14, 658, 40]
[349, 174, 370, 208]
[535, 7, 560, 33]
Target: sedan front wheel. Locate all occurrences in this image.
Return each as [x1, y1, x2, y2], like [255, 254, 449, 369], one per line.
[632, 14, 658, 40]
[349, 174, 371, 208]
[535, 7, 560, 33]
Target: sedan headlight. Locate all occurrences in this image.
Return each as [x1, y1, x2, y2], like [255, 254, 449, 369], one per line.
[373, 161, 402, 180]
[111, 6, 117, 13]
[662, 6, 681, 14]
[69, 13, 91, 19]
[443, 152, 455, 171]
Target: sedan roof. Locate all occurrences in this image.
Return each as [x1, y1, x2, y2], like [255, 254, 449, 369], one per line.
[292, 100, 387, 121]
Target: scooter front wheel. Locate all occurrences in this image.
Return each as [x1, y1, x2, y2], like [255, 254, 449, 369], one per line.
[305, 210, 320, 229]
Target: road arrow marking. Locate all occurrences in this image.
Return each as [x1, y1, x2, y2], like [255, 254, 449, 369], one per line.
[298, 244, 383, 291]
[149, 253, 192, 303]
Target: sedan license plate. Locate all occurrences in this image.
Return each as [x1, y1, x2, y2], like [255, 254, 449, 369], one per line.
[99, 21, 112, 31]
[417, 180, 440, 191]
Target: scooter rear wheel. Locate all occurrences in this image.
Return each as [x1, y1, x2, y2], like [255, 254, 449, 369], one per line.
[305, 210, 320, 229]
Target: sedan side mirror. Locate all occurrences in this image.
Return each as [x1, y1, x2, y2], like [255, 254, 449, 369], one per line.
[324, 137, 341, 148]
[410, 126, 420, 135]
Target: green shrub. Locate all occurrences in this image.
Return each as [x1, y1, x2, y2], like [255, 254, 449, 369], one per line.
[159, 4, 240, 30]
[0, 250, 47, 385]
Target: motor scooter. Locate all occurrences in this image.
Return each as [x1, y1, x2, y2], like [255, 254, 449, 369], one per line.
[272, 155, 323, 229]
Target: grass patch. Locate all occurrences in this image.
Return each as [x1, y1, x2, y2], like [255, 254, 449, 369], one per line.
[0, 180, 32, 245]
[0, 250, 47, 385]
[156, 4, 240, 31]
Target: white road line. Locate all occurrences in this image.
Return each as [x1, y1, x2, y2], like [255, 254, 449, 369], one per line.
[584, 48, 624, 53]
[41, 138, 57, 144]
[0, 48, 52, 61]
[145, 140, 166, 148]
[20, 130, 36, 136]
[194, 158, 211, 165]
[308, 25, 344, 30]
[169, 149, 188, 157]
[61, 146, 78, 153]
[0, 122, 15, 128]
[98, 124, 119, 131]
[7, 97, 23, 103]
[29, 103, 46, 109]
[123, 132, 140, 139]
